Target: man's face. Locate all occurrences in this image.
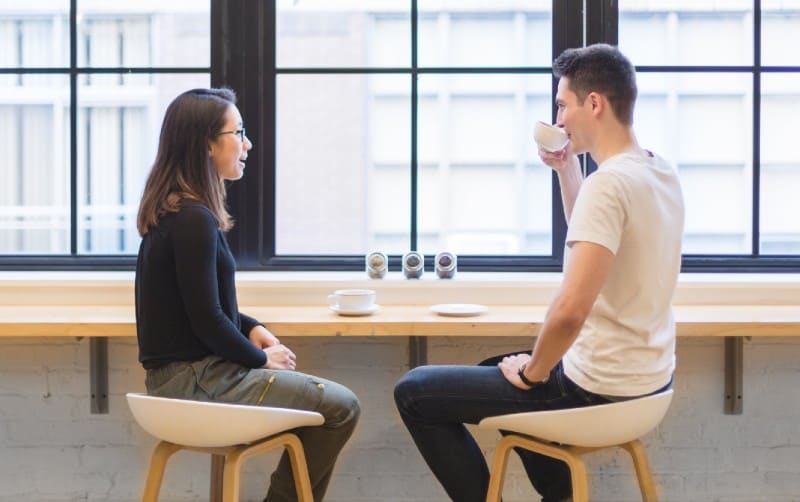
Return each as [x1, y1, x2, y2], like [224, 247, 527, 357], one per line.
[555, 77, 591, 154]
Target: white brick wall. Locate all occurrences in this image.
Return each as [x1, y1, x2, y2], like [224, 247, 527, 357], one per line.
[0, 336, 798, 502]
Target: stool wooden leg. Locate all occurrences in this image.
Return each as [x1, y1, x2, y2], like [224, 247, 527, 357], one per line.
[621, 440, 658, 502]
[210, 454, 225, 502]
[218, 433, 313, 502]
[485, 435, 516, 502]
[283, 433, 315, 502]
[487, 435, 591, 502]
[142, 441, 183, 502]
[562, 453, 589, 502]
[221, 447, 246, 502]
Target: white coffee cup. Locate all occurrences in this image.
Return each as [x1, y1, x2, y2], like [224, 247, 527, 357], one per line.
[533, 121, 569, 152]
[328, 289, 376, 311]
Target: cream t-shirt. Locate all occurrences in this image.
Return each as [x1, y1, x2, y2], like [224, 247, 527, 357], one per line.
[562, 149, 685, 396]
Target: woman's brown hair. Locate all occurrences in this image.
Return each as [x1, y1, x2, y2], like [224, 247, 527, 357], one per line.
[137, 88, 237, 236]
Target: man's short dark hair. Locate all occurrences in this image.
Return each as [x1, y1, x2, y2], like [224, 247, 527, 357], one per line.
[553, 43, 637, 126]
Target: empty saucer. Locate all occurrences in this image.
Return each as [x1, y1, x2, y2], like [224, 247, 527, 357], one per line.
[429, 304, 488, 317]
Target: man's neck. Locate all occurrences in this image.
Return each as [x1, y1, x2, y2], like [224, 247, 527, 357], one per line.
[589, 124, 639, 166]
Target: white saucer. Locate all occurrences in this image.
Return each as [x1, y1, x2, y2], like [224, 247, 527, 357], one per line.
[330, 304, 380, 316]
[429, 303, 488, 317]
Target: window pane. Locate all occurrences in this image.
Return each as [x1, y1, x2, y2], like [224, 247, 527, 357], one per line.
[0, 2, 69, 68]
[0, 75, 69, 254]
[762, 2, 800, 66]
[277, 0, 410, 68]
[634, 73, 753, 254]
[77, 73, 210, 254]
[416, 74, 552, 256]
[77, 1, 210, 67]
[418, 2, 552, 68]
[760, 73, 800, 254]
[276, 74, 410, 255]
[619, 2, 753, 66]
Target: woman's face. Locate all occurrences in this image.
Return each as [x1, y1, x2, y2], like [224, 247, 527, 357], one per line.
[208, 105, 252, 181]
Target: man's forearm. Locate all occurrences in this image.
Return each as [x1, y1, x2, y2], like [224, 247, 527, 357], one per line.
[524, 306, 584, 382]
[557, 157, 584, 222]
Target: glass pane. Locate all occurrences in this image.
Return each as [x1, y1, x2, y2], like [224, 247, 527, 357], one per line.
[619, 2, 753, 66]
[0, 2, 70, 68]
[634, 73, 753, 254]
[76, 73, 210, 255]
[762, 2, 800, 66]
[277, 0, 410, 68]
[418, 2, 552, 68]
[760, 73, 800, 254]
[77, 1, 210, 67]
[0, 75, 69, 254]
[416, 74, 552, 256]
[276, 74, 410, 255]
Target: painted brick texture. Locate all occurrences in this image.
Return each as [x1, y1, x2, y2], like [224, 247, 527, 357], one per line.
[0, 336, 798, 501]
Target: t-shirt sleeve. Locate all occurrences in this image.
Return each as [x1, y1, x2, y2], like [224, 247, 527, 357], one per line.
[566, 171, 627, 255]
[171, 206, 267, 368]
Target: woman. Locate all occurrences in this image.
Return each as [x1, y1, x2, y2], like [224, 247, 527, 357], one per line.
[135, 88, 359, 502]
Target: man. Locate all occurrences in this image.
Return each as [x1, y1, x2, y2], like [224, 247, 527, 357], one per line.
[393, 43, 684, 502]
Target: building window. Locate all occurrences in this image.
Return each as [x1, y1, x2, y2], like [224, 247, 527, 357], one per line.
[0, 2, 209, 263]
[2, 1, 799, 272]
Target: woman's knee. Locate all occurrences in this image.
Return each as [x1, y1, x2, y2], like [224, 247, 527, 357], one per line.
[321, 381, 360, 428]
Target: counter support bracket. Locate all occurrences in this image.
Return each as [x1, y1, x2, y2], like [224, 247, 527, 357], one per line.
[90, 337, 109, 414]
[409, 336, 428, 368]
[724, 336, 743, 415]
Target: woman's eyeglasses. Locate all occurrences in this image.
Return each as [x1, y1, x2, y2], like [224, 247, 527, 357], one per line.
[216, 128, 246, 141]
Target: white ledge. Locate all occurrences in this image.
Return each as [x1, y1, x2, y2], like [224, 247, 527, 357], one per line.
[0, 271, 798, 307]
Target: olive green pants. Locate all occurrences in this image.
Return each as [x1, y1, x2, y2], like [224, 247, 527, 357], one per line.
[145, 355, 360, 502]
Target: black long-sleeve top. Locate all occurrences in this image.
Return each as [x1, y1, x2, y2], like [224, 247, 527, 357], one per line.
[135, 200, 267, 370]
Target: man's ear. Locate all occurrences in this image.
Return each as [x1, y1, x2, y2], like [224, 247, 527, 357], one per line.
[588, 92, 604, 116]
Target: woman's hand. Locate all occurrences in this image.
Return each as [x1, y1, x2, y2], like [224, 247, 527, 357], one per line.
[263, 344, 297, 371]
[248, 324, 280, 349]
[498, 352, 533, 390]
[250, 325, 296, 370]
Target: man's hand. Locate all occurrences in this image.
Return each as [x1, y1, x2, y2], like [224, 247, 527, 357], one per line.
[538, 142, 579, 175]
[498, 352, 534, 390]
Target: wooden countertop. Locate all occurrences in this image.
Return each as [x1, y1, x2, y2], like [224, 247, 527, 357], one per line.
[1, 304, 799, 338]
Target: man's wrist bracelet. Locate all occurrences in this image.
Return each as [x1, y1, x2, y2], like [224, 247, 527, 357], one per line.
[517, 363, 547, 388]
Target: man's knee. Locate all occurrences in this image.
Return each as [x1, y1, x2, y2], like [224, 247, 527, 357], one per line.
[394, 366, 431, 414]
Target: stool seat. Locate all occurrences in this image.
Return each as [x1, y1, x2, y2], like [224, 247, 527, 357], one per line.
[479, 389, 673, 447]
[478, 389, 673, 502]
[127, 393, 324, 447]
[127, 393, 324, 501]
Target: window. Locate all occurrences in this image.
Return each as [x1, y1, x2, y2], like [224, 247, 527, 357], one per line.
[2, 1, 799, 272]
[260, 0, 565, 270]
[0, 1, 209, 265]
[619, 0, 800, 267]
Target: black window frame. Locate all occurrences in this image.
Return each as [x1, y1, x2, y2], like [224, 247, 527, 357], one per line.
[1, 0, 799, 272]
[0, 0, 210, 270]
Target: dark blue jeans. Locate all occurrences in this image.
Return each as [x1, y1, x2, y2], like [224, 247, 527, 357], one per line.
[394, 357, 616, 502]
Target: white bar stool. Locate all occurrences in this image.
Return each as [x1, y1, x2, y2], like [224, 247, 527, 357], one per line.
[126, 393, 324, 502]
[478, 389, 673, 502]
